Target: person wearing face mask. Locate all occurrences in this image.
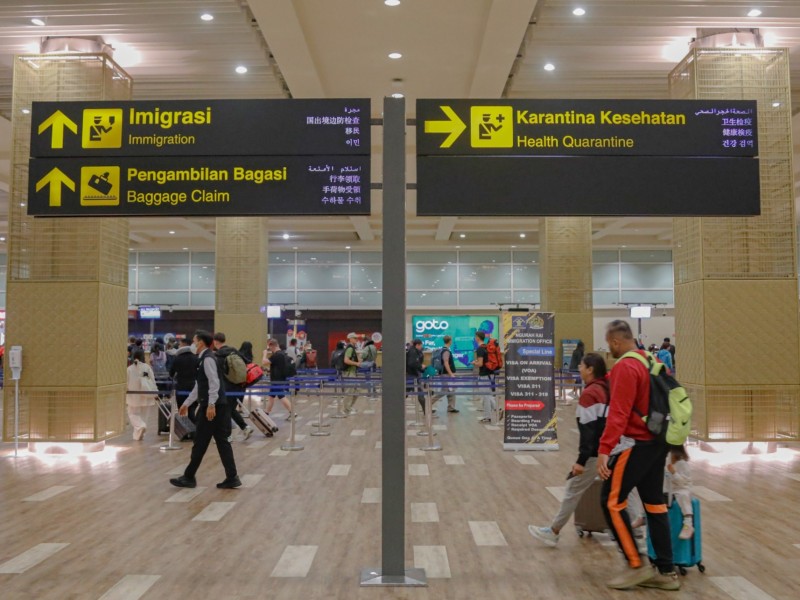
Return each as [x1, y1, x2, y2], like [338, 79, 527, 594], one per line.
[169, 330, 240, 490]
[169, 335, 200, 423]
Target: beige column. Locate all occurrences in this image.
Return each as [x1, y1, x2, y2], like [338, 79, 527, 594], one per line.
[214, 217, 268, 358]
[670, 48, 799, 441]
[2, 54, 131, 442]
[539, 217, 594, 366]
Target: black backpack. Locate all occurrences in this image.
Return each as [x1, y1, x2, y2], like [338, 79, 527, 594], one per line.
[331, 348, 346, 371]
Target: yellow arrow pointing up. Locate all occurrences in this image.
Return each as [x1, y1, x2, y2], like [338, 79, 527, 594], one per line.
[424, 105, 467, 148]
[37, 110, 78, 149]
[35, 167, 75, 207]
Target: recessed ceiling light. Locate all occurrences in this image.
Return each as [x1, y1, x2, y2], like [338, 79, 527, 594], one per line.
[519, 233, 526, 238]
[21, 108, 30, 114]
[282, 233, 290, 240]
[544, 63, 555, 71]
[31, 18, 45, 26]
[235, 65, 248, 74]
[0, 237, 6, 242]
[455, 245, 461, 249]
[292, 246, 298, 250]
[391, 93, 404, 98]
[511, 245, 516, 248]
[182, 247, 188, 250]
[388, 52, 402, 59]
[572, 8, 586, 16]
[200, 13, 214, 21]
[168, 230, 175, 234]
[459, 234, 466, 238]
[772, 101, 781, 107]
[345, 246, 351, 249]
[385, 0, 401, 5]
[747, 9, 762, 17]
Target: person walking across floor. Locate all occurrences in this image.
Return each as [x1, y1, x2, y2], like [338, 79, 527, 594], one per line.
[264, 338, 294, 418]
[434, 335, 459, 413]
[342, 332, 362, 414]
[170, 330, 240, 489]
[169, 336, 199, 423]
[597, 320, 677, 591]
[406, 338, 426, 413]
[213, 332, 253, 440]
[126, 349, 158, 440]
[528, 352, 609, 545]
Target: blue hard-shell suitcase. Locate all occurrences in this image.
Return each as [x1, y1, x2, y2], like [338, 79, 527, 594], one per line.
[647, 497, 705, 575]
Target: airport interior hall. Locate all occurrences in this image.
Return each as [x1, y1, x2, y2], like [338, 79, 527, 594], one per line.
[2, 1, 800, 599]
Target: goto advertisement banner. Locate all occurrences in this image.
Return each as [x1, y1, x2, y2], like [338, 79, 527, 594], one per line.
[411, 315, 499, 368]
[502, 312, 558, 451]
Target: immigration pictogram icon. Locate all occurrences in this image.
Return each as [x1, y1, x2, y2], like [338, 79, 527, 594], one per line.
[82, 108, 123, 149]
[80, 166, 120, 206]
[470, 106, 513, 148]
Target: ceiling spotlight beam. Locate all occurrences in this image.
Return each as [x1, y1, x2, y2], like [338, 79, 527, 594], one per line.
[591, 217, 636, 241]
[179, 218, 216, 241]
[129, 232, 151, 244]
[350, 216, 375, 241]
[435, 217, 458, 241]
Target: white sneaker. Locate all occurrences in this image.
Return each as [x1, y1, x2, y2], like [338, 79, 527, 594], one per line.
[678, 522, 694, 540]
[242, 426, 253, 441]
[528, 525, 559, 547]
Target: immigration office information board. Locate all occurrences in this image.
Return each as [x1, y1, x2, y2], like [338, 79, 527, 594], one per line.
[27, 99, 370, 216]
[416, 99, 760, 217]
[502, 312, 558, 451]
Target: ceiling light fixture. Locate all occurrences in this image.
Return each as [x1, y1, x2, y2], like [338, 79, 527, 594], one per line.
[388, 52, 402, 59]
[772, 101, 781, 107]
[345, 246, 351, 249]
[235, 65, 248, 74]
[519, 233, 526, 238]
[459, 234, 466, 238]
[572, 8, 586, 16]
[200, 13, 214, 21]
[385, 0, 401, 5]
[544, 63, 555, 71]
[0, 237, 6, 242]
[21, 108, 30, 114]
[182, 247, 188, 250]
[31, 18, 46, 26]
[391, 93, 404, 98]
[282, 233, 290, 240]
[747, 9, 762, 17]
[168, 230, 175, 235]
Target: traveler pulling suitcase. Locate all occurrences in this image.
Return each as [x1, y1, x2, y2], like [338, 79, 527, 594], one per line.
[647, 497, 705, 575]
[237, 399, 279, 437]
[574, 477, 611, 537]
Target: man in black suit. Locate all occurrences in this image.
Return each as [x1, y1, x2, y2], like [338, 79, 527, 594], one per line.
[170, 330, 241, 489]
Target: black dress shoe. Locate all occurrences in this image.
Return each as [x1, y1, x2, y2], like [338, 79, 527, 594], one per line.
[448, 408, 460, 413]
[216, 476, 242, 489]
[170, 476, 197, 488]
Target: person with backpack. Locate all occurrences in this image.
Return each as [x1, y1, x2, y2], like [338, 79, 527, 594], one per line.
[474, 330, 502, 423]
[529, 352, 609, 545]
[342, 332, 362, 414]
[213, 332, 253, 440]
[406, 338, 426, 413]
[432, 335, 458, 413]
[263, 338, 294, 419]
[597, 320, 678, 591]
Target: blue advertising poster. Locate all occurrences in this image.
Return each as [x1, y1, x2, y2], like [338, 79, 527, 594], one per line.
[411, 315, 499, 368]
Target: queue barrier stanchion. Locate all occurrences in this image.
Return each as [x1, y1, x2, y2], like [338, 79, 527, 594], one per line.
[411, 379, 426, 428]
[280, 387, 304, 451]
[311, 379, 331, 436]
[416, 380, 436, 438]
[420, 381, 441, 451]
[159, 390, 181, 452]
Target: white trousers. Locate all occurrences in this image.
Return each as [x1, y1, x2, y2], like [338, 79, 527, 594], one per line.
[127, 404, 153, 440]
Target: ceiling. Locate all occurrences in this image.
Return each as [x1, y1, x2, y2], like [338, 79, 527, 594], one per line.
[1, 0, 799, 253]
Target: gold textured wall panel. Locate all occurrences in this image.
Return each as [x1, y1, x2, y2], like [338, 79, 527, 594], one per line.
[215, 217, 269, 359]
[539, 217, 593, 365]
[673, 281, 705, 385]
[669, 48, 799, 441]
[703, 280, 799, 386]
[3, 53, 131, 443]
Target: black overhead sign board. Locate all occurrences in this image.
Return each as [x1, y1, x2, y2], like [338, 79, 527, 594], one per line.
[416, 99, 760, 217]
[28, 99, 370, 216]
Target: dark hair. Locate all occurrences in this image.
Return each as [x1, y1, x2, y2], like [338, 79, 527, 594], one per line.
[475, 330, 486, 342]
[289, 338, 297, 346]
[132, 349, 145, 362]
[661, 341, 671, 350]
[151, 343, 163, 354]
[581, 352, 607, 379]
[668, 443, 689, 462]
[412, 338, 422, 346]
[443, 335, 452, 344]
[179, 337, 191, 346]
[194, 330, 213, 347]
[664, 337, 671, 343]
[239, 341, 253, 353]
[213, 332, 226, 343]
[606, 319, 634, 340]
[336, 341, 345, 350]
[576, 340, 585, 350]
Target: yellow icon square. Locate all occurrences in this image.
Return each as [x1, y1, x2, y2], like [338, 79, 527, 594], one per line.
[470, 106, 513, 148]
[80, 166, 120, 206]
[82, 108, 123, 149]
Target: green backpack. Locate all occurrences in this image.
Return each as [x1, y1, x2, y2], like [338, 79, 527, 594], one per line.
[621, 351, 692, 446]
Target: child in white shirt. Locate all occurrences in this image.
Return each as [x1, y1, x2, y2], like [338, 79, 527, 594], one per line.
[665, 444, 694, 540]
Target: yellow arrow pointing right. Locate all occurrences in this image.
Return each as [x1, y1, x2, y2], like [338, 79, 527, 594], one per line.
[35, 167, 75, 207]
[37, 110, 78, 149]
[424, 105, 467, 148]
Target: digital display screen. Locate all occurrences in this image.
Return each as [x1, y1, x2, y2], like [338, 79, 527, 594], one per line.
[630, 306, 652, 319]
[139, 306, 161, 319]
[266, 305, 282, 318]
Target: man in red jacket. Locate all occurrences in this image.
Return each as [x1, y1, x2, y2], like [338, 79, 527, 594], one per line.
[597, 320, 677, 591]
